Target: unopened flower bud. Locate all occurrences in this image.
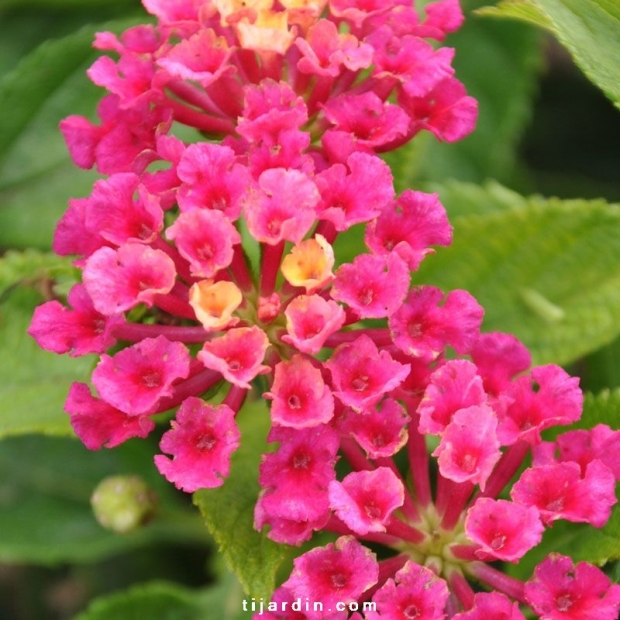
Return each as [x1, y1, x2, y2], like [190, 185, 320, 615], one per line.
[91, 475, 158, 534]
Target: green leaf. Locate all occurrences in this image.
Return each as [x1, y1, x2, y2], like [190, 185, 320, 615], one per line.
[0, 287, 92, 438]
[193, 398, 286, 600]
[386, 0, 543, 187]
[0, 19, 139, 250]
[73, 576, 252, 620]
[479, 0, 620, 109]
[417, 181, 620, 366]
[0, 434, 208, 565]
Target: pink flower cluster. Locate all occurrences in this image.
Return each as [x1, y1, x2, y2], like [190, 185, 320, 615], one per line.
[27, 1, 620, 618]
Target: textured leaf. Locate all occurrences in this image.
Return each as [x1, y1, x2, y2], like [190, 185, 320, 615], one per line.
[193, 398, 286, 600]
[479, 0, 620, 108]
[417, 182, 620, 366]
[386, 0, 542, 188]
[0, 435, 208, 565]
[0, 286, 90, 438]
[0, 19, 138, 249]
[73, 576, 251, 620]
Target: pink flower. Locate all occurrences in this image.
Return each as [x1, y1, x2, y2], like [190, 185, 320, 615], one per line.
[82, 244, 176, 315]
[28, 284, 120, 356]
[453, 592, 526, 620]
[283, 536, 378, 618]
[326, 335, 410, 412]
[197, 326, 270, 389]
[433, 405, 501, 490]
[524, 554, 620, 620]
[365, 190, 452, 271]
[265, 356, 335, 429]
[65, 382, 155, 449]
[328, 467, 404, 534]
[366, 561, 449, 620]
[465, 498, 543, 562]
[331, 252, 410, 319]
[155, 397, 241, 491]
[92, 336, 190, 415]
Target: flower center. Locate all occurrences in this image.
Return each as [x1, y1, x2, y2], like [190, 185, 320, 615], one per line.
[330, 572, 347, 589]
[196, 434, 216, 451]
[351, 375, 369, 392]
[288, 394, 302, 410]
[556, 594, 574, 612]
[403, 604, 421, 619]
[141, 371, 161, 388]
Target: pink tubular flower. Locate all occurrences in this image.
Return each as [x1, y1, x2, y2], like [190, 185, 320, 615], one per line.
[28, 284, 119, 356]
[365, 189, 452, 271]
[244, 168, 319, 244]
[328, 467, 404, 534]
[524, 554, 620, 620]
[32, 4, 620, 619]
[346, 398, 410, 458]
[465, 498, 543, 562]
[155, 397, 241, 492]
[82, 243, 177, 315]
[65, 382, 155, 449]
[433, 405, 501, 490]
[166, 209, 241, 278]
[331, 252, 410, 319]
[326, 335, 410, 412]
[197, 326, 270, 389]
[418, 359, 487, 435]
[389, 286, 484, 362]
[282, 295, 346, 355]
[283, 536, 378, 617]
[366, 561, 450, 620]
[453, 592, 526, 620]
[92, 336, 190, 415]
[265, 356, 334, 428]
[510, 460, 617, 527]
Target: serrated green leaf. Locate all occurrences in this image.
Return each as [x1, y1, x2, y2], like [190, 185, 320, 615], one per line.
[0, 18, 139, 250]
[386, 0, 543, 188]
[73, 575, 252, 620]
[193, 398, 286, 601]
[0, 286, 91, 438]
[417, 182, 620, 366]
[479, 0, 620, 109]
[0, 435, 208, 565]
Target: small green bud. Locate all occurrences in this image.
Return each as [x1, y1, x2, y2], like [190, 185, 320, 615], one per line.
[91, 475, 158, 534]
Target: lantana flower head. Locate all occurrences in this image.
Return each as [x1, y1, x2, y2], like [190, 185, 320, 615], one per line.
[27, 1, 620, 618]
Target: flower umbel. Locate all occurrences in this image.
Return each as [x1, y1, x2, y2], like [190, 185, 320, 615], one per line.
[28, 1, 620, 618]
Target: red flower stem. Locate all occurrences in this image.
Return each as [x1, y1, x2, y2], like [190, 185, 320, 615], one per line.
[384, 516, 426, 544]
[223, 385, 248, 413]
[340, 436, 374, 471]
[448, 570, 475, 610]
[324, 328, 392, 348]
[305, 75, 335, 116]
[230, 245, 255, 291]
[167, 80, 229, 116]
[314, 220, 338, 244]
[260, 241, 285, 297]
[163, 98, 236, 134]
[258, 50, 283, 82]
[406, 409, 432, 507]
[152, 237, 194, 284]
[235, 49, 262, 84]
[152, 369, 222, 413]
[377, 554, 410, 581]
[325, 515, 402, 547]
[468, 562, 526, 603]
[448, 544, 481, 562]
[445, 594, 460, 619]
[437, 478, 474, 531]
[111, 321, 209, 343]
[375, 456, 420, 523]
[153, 292, 196, 320]
[478, 440, 530, 500]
